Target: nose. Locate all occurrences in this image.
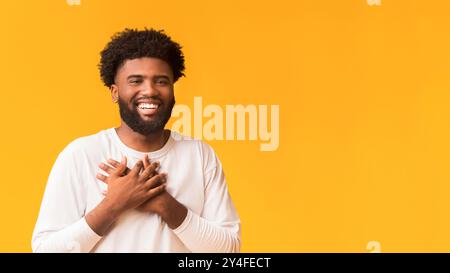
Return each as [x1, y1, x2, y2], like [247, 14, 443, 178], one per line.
[140, 79, 160, 97]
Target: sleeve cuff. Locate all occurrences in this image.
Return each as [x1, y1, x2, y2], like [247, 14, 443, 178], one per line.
[68, 217, 103, 252]
[171, 208, 193, 234]
[81, 217, 103, 239]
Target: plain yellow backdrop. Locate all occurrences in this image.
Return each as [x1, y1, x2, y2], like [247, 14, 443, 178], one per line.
[1, 0, 450, 252]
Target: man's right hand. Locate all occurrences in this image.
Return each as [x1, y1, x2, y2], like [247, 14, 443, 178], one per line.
[86, 156, 166, 236]
[99, 156, 167, 216]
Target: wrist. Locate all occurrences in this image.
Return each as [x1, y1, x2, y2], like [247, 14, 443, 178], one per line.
[158, 195, 188, 229]
[155, 194, 170, 217]
[85, 198, 122, 236]
[100, 197, 124, 220]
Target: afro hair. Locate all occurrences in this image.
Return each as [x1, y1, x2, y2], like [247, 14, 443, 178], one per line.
[99, 28, 185, 88]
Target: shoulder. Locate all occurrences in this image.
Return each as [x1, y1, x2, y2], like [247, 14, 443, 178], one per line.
[170, 131, 221, 172]
[57, 129, 111, 160]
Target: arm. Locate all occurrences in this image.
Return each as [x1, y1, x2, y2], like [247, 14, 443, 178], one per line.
[140, 154, 241, 252]
[167, 162, 241, 253]
[99, 152, 241, 253]
[32, 152, 165, 252]
[32, 147, 102, 252]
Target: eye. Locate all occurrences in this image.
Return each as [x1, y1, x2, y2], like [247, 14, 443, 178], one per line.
[156, 79, 169, 85]
[129, 79, 142, 85]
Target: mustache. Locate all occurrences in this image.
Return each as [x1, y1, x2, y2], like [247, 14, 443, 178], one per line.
[132, 95, 163, 105]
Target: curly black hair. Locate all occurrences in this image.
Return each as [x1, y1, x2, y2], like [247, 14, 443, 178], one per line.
[99, 28, 185, 88]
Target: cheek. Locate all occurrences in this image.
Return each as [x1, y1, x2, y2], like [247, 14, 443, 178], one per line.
[159, 87, 174, 101]
[119, 88, 139, 103]
[166, 87, 175, 99]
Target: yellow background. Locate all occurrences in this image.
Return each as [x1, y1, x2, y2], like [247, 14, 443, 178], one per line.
[1, 0, 450, 252]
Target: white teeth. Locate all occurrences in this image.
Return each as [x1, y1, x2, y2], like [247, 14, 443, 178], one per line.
[138, 103, 158, 109]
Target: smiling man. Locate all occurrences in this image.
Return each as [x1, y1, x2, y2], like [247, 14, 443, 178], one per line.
[32, 28, 241, 253]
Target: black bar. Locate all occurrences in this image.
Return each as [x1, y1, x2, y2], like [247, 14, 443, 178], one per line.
[0, 253, 442, 272]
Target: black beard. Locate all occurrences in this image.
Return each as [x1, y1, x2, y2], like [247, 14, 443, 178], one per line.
[118, 97, 175, 136]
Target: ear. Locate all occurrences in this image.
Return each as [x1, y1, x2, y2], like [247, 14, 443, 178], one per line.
[110, 84, 119, 103]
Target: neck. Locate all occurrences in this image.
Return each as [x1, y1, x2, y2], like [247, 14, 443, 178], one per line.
[115, 122, 170, 153]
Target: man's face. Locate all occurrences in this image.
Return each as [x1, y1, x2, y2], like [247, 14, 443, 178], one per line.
[111, 57, 175, 135]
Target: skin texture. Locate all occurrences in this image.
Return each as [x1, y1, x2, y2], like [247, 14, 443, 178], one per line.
[85, 57, 187, 236]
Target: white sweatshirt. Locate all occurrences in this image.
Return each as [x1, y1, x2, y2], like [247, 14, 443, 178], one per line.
[32, 128, 241, 253]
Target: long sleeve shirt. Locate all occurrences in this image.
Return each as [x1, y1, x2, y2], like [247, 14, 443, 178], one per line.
[32, 128, 241, 253]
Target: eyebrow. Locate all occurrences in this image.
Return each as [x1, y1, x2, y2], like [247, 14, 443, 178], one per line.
[126, 74, 171, 81]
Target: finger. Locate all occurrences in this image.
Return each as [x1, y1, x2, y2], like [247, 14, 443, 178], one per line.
[107, 159, 120, 168]
[98, 162, 115, 175]
[143, 154, 151, 168]
[146, 183, 166, 199]
[144, 173, 167, 189]
[144, 175, 165, 190]
[96, 173, 108, 184]
[107, 158, 131, 174]
[114, 156, 128, 177]
[140, 162, 160, 181]
[129, 160, 144, 176]
[143, 155, 161, 173]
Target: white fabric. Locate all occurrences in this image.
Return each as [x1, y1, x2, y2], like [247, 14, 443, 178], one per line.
[32, 128, 241, 253]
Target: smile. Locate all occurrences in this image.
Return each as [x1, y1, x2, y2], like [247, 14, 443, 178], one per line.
[136, 102, 160, 116]
[138, 103, 159, 110]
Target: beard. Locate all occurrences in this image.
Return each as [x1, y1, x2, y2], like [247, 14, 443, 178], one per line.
[118, 96, 175, 136]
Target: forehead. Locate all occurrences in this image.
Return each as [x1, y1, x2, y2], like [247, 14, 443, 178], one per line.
[116, 57, 173, 78]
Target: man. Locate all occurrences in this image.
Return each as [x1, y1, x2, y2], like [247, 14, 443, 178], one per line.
[32, 28, 241, 252]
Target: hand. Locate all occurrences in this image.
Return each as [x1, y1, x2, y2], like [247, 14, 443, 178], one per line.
[97, 154, 159, 181]
[137, 189, 171, 214]
[134, 157, 186, 228]
[137, 155, 170, 214]
[98, 155, 170, 214]
[96, 156, 167, 217]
